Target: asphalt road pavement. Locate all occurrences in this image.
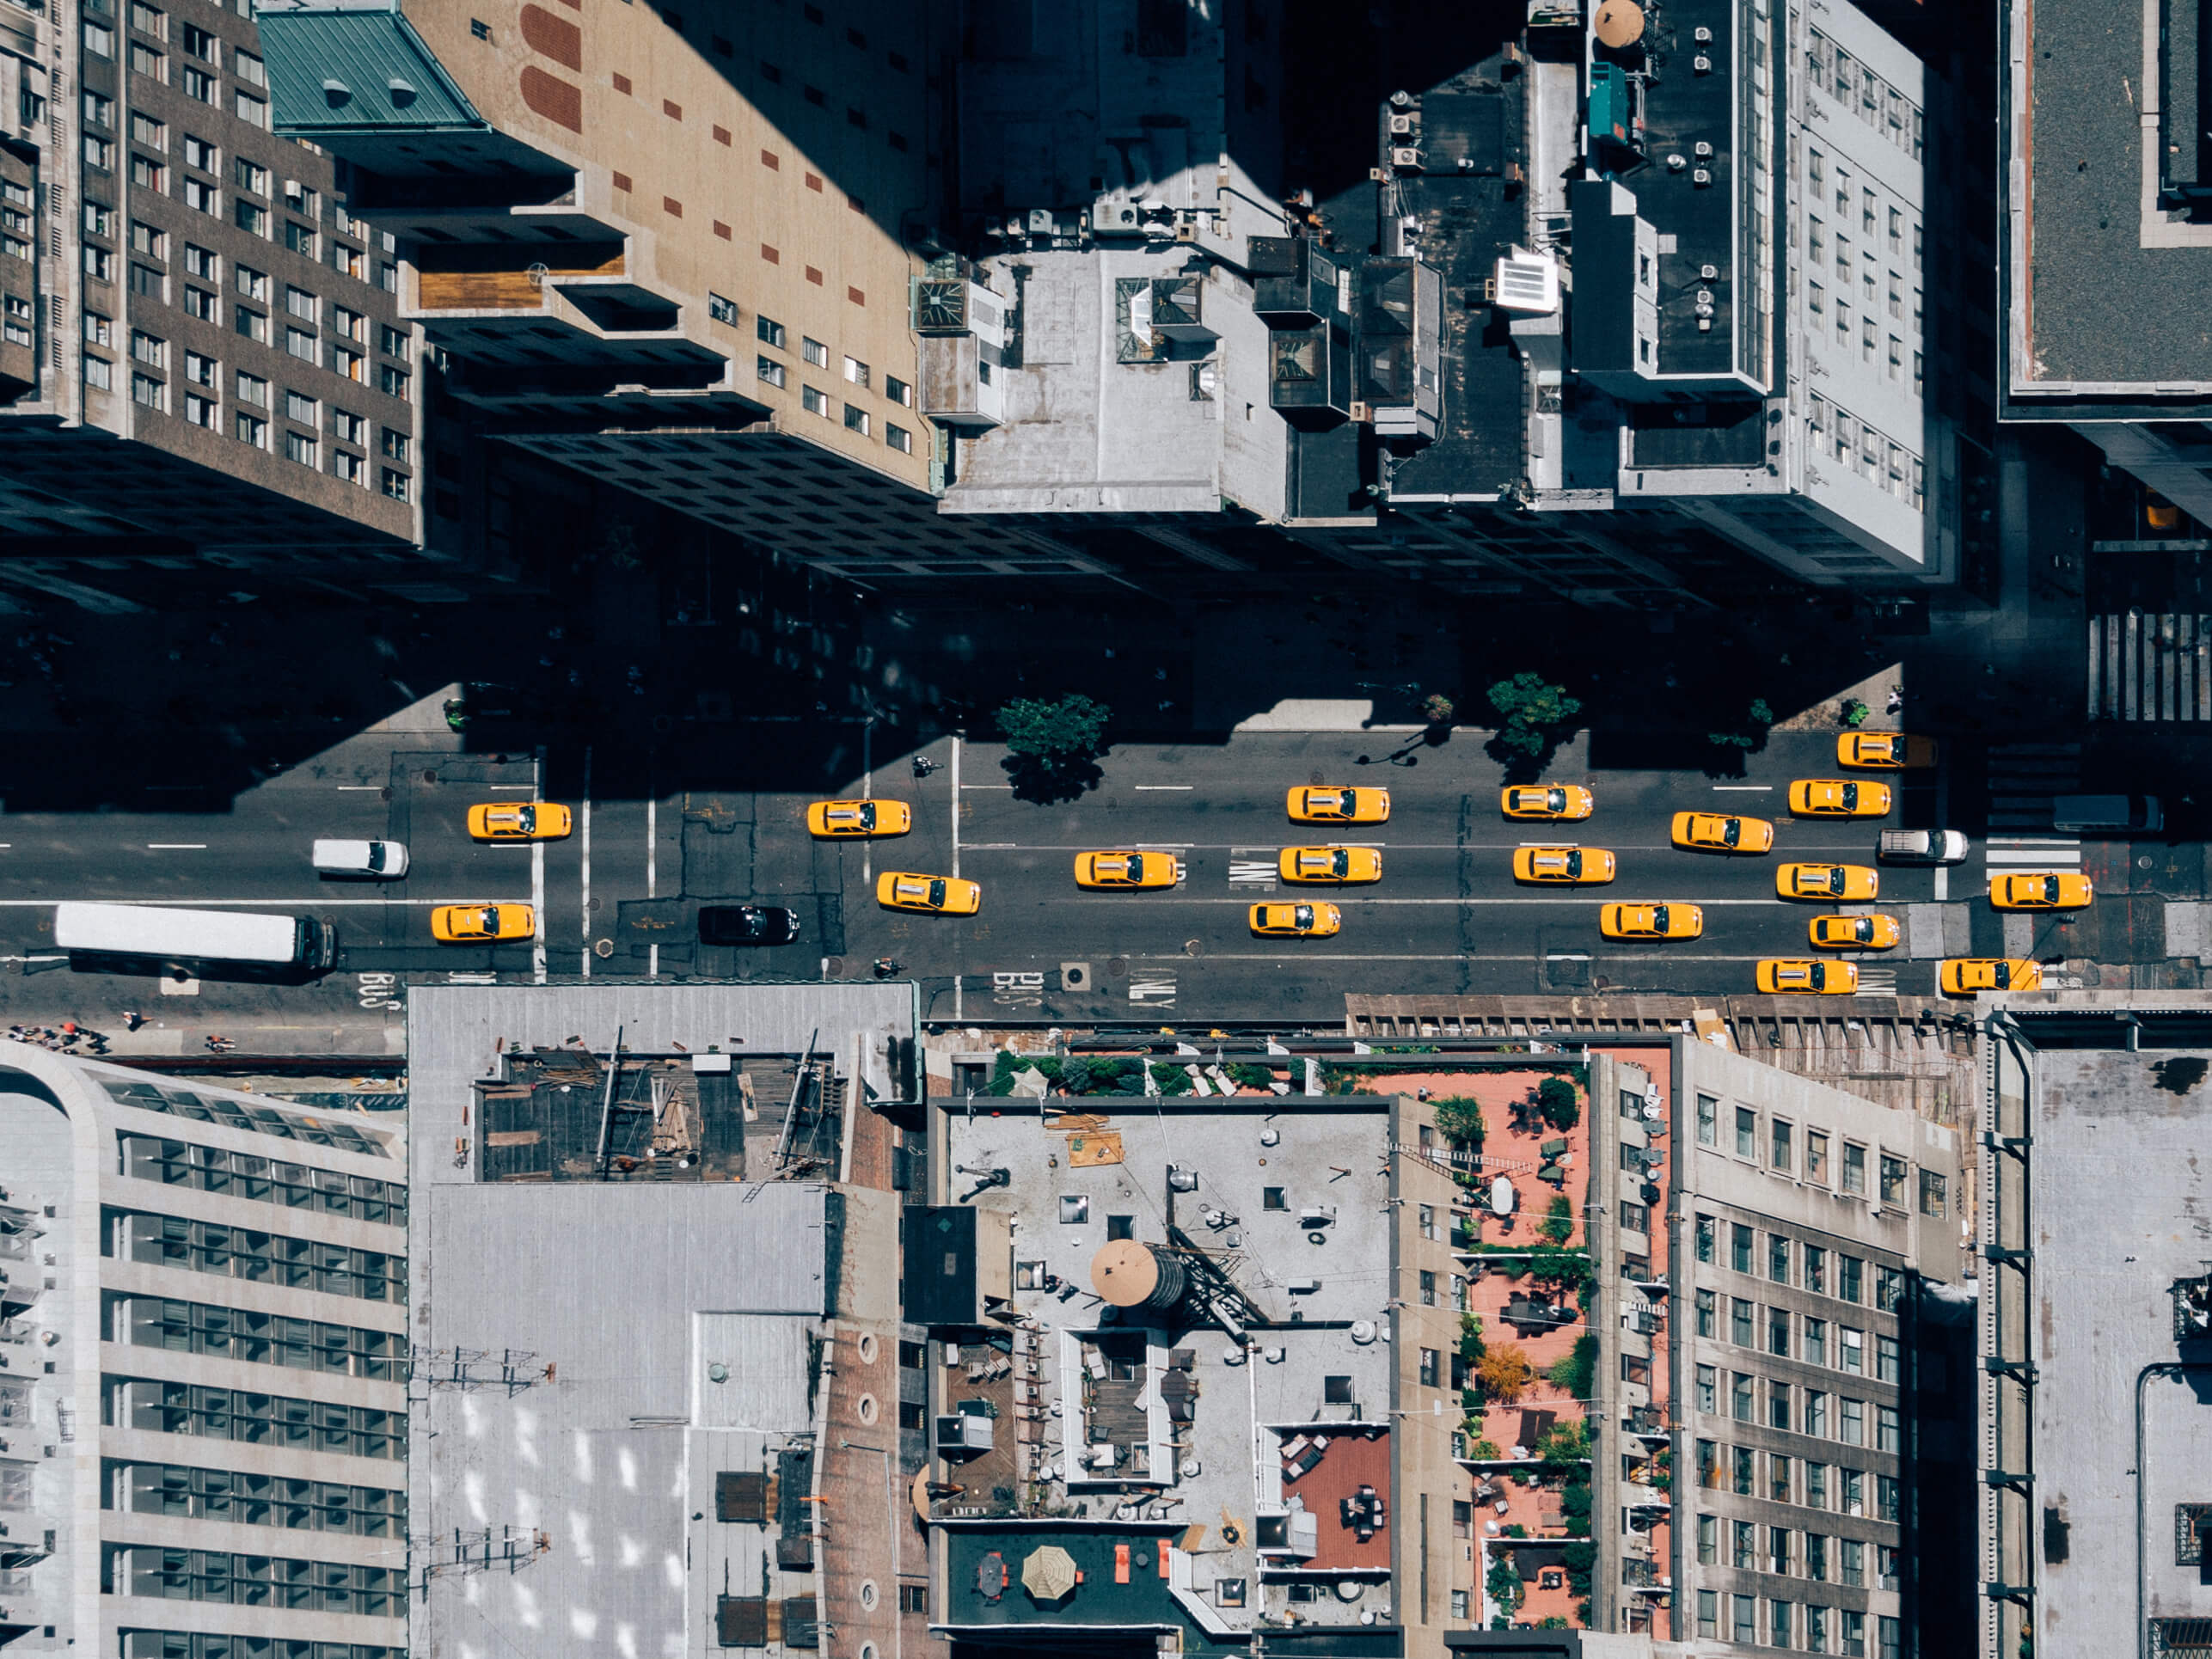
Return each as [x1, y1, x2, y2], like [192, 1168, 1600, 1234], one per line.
[0, 711, 2129, 1041]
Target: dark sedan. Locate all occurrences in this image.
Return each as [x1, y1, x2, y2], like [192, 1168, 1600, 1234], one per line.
[699, 905, 801, 946]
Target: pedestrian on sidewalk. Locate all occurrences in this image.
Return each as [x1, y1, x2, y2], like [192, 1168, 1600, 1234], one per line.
[121, 1012, 144, 1032]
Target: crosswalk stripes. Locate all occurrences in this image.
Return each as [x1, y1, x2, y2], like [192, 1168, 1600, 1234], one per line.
[1229, 849, 1278, 891]
[1984, 836, 2081, 868]
[1984, 741, 2080, 831]
[2087, 611, 2212, 720]
[1853, 967, 1898, 995]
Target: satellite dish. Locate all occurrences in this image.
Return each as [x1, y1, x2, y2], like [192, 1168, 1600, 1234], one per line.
[1594, 0, 1645, 46]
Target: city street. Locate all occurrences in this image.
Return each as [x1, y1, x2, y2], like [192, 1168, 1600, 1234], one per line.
[0, 695, 2165, 1043]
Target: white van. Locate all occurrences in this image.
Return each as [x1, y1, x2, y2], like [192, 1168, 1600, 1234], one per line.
[311, 840, 410, 878]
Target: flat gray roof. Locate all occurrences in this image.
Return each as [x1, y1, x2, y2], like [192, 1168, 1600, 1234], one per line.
[2023, 1045, 2212, 1644]
[2010, 0, 2212, 395]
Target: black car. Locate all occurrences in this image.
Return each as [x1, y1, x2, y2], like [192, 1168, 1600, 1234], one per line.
[698, 904, 801, 946]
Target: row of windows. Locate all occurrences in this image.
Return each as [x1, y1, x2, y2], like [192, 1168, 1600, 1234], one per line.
[1805, 395, 1926, 511]
[111, 1213, 406, 1304]
[80, 24, 267, 125]
[124, 1637, 405, 1659]
[750, 312, 920, 452]
[109, 1546, 403, 1617]
[119, 1136, 407, 1227]
[1694, 1590, 1900, 1656]
[1693, 1440, 1903, 1520]
[1698, 1515, 1900, 1589]
[1694, 1365, 1903, 1447]
[101, 1080, 392, 1157]
[117, 1297, 406, 1382]
[1694, 1095, 1944, 1216]
[109, 1376, 406, 1462]
[113, 1460, 406, 1537]
[1692, 1289, 1903, 1380]
[1696, 1219, 1909, 1311]
[1806, 29, 1923, 162]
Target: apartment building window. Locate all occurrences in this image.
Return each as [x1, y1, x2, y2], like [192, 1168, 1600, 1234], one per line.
[1, 295, 28, 346]
[1697, 1515, 1717, 1564]
[1734, 1595, 1756, 1646]
[1770, 1602, 1793, 1649]
[279, 221, 315, 260]
[1878, 1474, 1900, 1522]
[1770, 1453, 1792, 1503]
[1809, 1607, 1830, 1651]
[1696, 1438, 1720, 1489]
[801, 385, 828, 417]
[282, 180, 314, 217]
[85, 314, 113, 348]
[1807, 1533, 1829, 1582]
[332, 450, 365, 485]
[843, 355, 870, 388]
[1835, 1325, 1866, 1375]
[118, 1460, 404, 1536]
[130, 263, 166, 301]
[86, 21, 116, 57]
[1417, 1203, 1436, 1241]
[1417, 1269, 1436, 1307]
[885, 374, 913, 407]
[1694, 1215, 1716, 1263]
[1450, 1273, 1468, 1313]
[1807, 1129, 1829, 1183]
[1694, 1364, 1715, 1414]
[1418, 1347, 1438, 1387]
[379, 429, 408, 463]
[1806, 1460, 1828, 1509]
[185, 392, 217, 427]
[183, 177, 218, 215]
[1696, 1093, 1717, 1144]
[1808, 216, 1825, 265]
[1695, 1289, 1716, 1338]
[801, 337, 829, 368]
[328, 409, 365, 445]
[284, 389, 316, 424]
[1696, 1590, 1718, 1639]
[757, 356, 786, 389]
[1838, 1255, 1863, 1304]
[188, 356, 218, 394]
[377, 364, 408, 400]
[1794, 1245, 1823, 1297]
[1769, 1526, 1792, 1575]
[1731, 1297, 1753, 1345]
[1735, 1106, 1756, 1158]
[1731, 1372, 1752, 1422]
[234, 370, 267, 407]
[1878, 1615, 1903, 1659]
[83, 242, 116, 283]
[757, 315, 786, 348]
[87, 356, 113, 390]
[236, 91, 267, 127]
[130, 0, 163, 34]
[234, 411, 267, 447]
[1733, 1448, 1754, 1495]
[329, 242, 364, 280]
[1841, 1468, 1865, 1515]
[184, 243, 217, 281]
[1769, 1234, 1791, 1284]
[1805, 1389, 1828, 1437]
[332, 346, 364, 382]
[707, 292, 738, 326]
[1729, 1221, 1752, 1272]
[1769, 1380, 1791, 1429]
[181, 65, 215, 102]
[1838, 1398, 1864, 1446]
[235, 307, 266, 343]
[842, 403, 870, 436]
[1769, 1308, 1791, 1357]
[284, 429, 315, 467]
[1878, 1152, 1907, 1204]
[85, 200, 116, 239]
[1836, 298, 1850, 343]
[133, 153, 169, 193]
[1731, 1519, 1754, 1568]
[1876, 1265, 1904, 1313]
[280, 285, 313, 321]
[1771, 1118, 1793, 1170]
[1875, 1334, 1902, 1385]
[331, 305, 365, 343]
[1878, 1546, 1900, 1592]
[1841, 1609, 1866, 1656]
[132, 371, 167, 411]
[131, 42, 165, 80]
[235, 200, 267, 238]
[285, 327, 316, 362]
[1841, 1142, 1866, 1193]
[132, 330, 166, 368]
[1875, 1404, 1901, 1454]
[381, 468, 409, 501]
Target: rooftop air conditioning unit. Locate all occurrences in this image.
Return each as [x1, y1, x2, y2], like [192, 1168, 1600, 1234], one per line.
[1694, 54, 1713, 73]
[935, 1414, 994, 1453]
[1694, 25, 1713, 40]
[1693, 168, 1713, 187]
[1391, 147, 1425, 172]
[1493, 250, 1562, 313]
[1388, 113, 1416, 138]
[1299, 1204, 1338, 1227]
[1694, 141, 1713, 159]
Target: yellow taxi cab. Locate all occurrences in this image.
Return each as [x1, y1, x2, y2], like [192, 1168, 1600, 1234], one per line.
[1836, 732, 1938, 769]
[1600, 902, 1703, 940]
[1500, 784, 1595, 821]
[1777, 862, 1880, 902]
[1511, 847, 1617, 885]
[875, 871, 981, 915]
[1756, 958, 1860, 995]
[1287, 786, 1390, 824]
[1279, 846, 1382, 885]
[431, 903, 535, 943]
[466, 801, 573, 842]
[1249, 901, 1341, 937]
[807, 799, 913, 838]
[1671, 811, 1776, 854]
[1786, 779, 1894, 817]
[1809, 913, 1903, 950]
[1075, 851, 1180, 889]
[1939, 958, 2043, 996]
[1988, 872, 2093, 910]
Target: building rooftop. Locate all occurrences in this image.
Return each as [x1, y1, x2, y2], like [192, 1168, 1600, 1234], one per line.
[2008, 0, 2212, 399]
[404, 983, 916, 1659]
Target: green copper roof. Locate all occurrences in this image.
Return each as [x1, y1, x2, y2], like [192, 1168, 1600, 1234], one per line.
[257, 3, 484, 134]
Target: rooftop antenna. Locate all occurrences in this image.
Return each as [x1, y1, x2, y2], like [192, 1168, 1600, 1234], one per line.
[594, 1025, 625, 1178]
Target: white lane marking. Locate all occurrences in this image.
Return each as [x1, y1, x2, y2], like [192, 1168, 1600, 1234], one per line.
[146, 843, 207, 849]
[966, 842, 1019, 850]
[1063, 895, 1792, 907]
[0, 897, 519, 906]
[335, 785, 383, 791]
[531, 746, 548, 984]
[950, 840, 1879, 853]
[481, 784, 536, 792]
[646, 795, 659, 980]
[1120, 952, 1806, 963]
[1132, 785, 1195, 791]
[951, 736, 962, 879]
[579, 745, 593, 978]
[962, 783, 1014, 790]
[861, 724, 873, 889]
[1713, 786, 1774, 792]
[1135, 843, 1194, 849]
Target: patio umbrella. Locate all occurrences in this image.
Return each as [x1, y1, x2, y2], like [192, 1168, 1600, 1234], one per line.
[1022, 1544, 1080, 1601]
